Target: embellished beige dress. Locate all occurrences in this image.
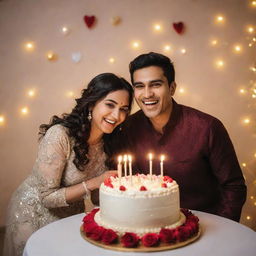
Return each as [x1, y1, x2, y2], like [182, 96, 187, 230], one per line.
[3, 125, 107, 256]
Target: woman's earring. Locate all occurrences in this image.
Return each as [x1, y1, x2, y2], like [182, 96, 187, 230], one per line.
[88, 111, 92, 121]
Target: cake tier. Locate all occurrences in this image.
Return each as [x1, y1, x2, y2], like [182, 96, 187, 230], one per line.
[95, 174, 184, 235]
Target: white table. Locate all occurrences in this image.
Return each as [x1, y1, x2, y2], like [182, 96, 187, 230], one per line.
[23, 211, 256, 256]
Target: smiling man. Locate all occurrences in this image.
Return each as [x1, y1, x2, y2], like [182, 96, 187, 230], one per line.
[116, 52, 246, 222]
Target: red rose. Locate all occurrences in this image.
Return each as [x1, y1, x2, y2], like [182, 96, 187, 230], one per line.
[119, 185, 126, 191]
[89, 226, 105, 241]
[140, 186, 147, 191]
[90, 208, 100, 216]
[159, 228, 176, 243]
[186, 220, 199, 235]
[121, 232, 140, 247]
[178, 225, 191, 241]
[172, 227, 182, 242]
[82, 214, 94, 224]
[101, 229, 118, 245]
[141, 233, 159, 247]
[83, 222, 98, 234]
[187, 214, 199, 223]
[163, 176, 173, 183]
[181, 208, 192, 217]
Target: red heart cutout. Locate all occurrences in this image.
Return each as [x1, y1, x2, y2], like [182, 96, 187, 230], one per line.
[173, 22, 184, 34]
[84, 15, 96, 28]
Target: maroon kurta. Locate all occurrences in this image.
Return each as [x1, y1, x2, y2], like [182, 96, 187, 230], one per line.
[113, 100, 246, 222]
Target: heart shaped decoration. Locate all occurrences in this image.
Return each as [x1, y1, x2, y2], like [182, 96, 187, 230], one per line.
[84, 15, 96, 28]
[173, 22, 184, 34]
[71, 52, 82, 63]
[111, 16, 121, 26]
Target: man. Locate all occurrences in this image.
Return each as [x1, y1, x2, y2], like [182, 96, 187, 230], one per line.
[116, 52, 246, 222]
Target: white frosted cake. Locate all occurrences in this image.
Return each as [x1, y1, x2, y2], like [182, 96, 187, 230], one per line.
[94, 174, 185, 235]
[82, 173, 200, 249]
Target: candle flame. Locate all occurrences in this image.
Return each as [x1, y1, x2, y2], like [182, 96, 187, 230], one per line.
[149, 153, 153, 160]
[123, 154, 128, 161]
[160, 155, 165, 162]
[128, 155, 132, 162]
[118, 155, 122, 163]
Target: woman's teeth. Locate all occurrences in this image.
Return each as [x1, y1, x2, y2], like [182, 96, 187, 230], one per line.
[104, 118, 116, 124]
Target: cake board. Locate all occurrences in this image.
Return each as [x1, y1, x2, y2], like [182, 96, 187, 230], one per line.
[80, 225, 201, 252]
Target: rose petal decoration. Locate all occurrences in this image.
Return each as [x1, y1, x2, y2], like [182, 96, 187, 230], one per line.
[173, 22, 185, 34]
[141, 233, 159, 247]
[71, 52, 82, 63]
[121, 232, 140, 248]
[84, 15, 96, 28]
[111, 16, 121, 26]
[102, 229, 118, 244]
[159, 228, 176, 243]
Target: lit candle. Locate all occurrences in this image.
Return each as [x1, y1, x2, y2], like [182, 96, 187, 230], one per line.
[123, 154, 128, 177]
[149, 153, 153, 177]
[160, 155, 165, 176]
[117, 155, 122, 183]
[128, 155, 133, 185]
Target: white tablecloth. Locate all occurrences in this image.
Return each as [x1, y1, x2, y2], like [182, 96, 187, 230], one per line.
[23, 211, 256, 256]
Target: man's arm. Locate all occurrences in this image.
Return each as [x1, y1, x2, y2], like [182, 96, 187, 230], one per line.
[208, 119, 247, 222]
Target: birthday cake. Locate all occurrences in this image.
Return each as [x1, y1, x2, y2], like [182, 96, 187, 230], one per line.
[81, 174, 200, 250]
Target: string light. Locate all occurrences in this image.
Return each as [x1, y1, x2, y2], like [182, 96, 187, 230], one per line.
[131, 41, 140, 49]
[109, 57, 115, 63]
[163, 45, 171, 52]
[46, 51, 57, 61]
[215, 59, 225, 68]
[250, 196, 254, 200]
[66, 91, 74, 98]
[243, 118, 250, 124]
[242, 163, 247, 167]
[0, 115, 5, 126]
[250, 0, 256, 7]
[179, 88, 185, 94]
[153, 23, 162, 31]
[211, 39, 218, 46]
[246, 216, 251, 220]
[233, 44, 242, 53]
[180, 48, 187, 54]
[239, 88, 246, 94]
[27, 89, 35, 98]
[215, 15, 225, 24]
[250, 66, 256, 72]
[24, 41, 35, 51]
[247, 26, 254, 34]
[61, 26, 70, 35]
[20, 107, 29, 115]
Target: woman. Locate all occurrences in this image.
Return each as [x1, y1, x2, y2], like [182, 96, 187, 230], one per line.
[3, 73, 133, 256]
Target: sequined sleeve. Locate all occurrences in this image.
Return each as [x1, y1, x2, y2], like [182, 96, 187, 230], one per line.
[35, 125, 71, 208]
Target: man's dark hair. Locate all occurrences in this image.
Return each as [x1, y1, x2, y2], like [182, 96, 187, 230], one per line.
[129, 52, 175, 85]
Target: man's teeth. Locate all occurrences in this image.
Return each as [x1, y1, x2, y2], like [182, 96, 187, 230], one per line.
[105, 118, 116, 124]
[143, 100, 158, 105]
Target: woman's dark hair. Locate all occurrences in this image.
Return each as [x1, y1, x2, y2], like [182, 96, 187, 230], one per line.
[39, 73, 133, 171]
[129, 52, 175, 85]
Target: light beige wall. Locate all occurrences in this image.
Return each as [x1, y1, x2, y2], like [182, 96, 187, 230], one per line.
[0, 0, 255, 228]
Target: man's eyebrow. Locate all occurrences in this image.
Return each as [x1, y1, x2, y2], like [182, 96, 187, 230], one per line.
[149, 79, 164, 83]
[133, 79, 164, 85]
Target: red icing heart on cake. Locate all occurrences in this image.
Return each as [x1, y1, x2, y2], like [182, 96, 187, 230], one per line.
[173, 22, 184, 34]
[84, 15, 96, 28]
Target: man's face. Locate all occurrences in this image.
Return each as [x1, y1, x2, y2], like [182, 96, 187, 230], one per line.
[133, 66, 175, 122]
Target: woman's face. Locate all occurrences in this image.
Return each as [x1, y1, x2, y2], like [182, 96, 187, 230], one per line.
[90, 89, 130, 136]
